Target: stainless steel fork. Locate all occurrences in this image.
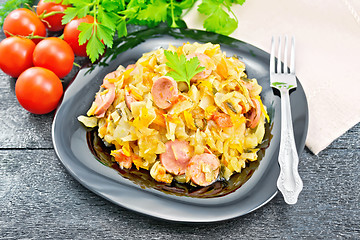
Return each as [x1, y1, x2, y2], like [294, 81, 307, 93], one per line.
[270, 36, 303, 204]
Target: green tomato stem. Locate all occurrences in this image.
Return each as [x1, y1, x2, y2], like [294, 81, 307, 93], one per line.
[4, 30, 46, 40]
[39, 10, 65, 19]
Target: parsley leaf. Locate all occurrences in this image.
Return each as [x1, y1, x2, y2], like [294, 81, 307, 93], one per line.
[137, 0, 169, 24]
[78, 22, 94, 45]
[232, 0, 246, 5]
[101, 0, 125, 11]
[203, 7, 237, 35]
[96, 23, 114, 48]
[198, 0, 218, 14]
[87, 29, 105, 63]
[198, 0, 241, 35]
[116, 17, 127, 37]
[62, 6, 90, 24]
[164, 50, 205, 89]
[78, 21, 114, 62]
[178, 0, 196, 9]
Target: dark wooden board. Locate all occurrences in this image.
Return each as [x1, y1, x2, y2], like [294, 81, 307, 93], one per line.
[1, 144, 359, 239]
[0, 0, 359, 237]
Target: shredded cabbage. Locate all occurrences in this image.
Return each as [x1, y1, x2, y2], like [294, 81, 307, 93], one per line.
[80, 42, 268, 183]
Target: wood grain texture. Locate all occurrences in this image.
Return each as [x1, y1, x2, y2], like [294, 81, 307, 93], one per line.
[0, 145, 359, 239]
[0, 71, 54, 148]
[0, 0, 359, 237]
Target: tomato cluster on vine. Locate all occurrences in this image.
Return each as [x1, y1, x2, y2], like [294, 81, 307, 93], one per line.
[0, 0, 93, 114]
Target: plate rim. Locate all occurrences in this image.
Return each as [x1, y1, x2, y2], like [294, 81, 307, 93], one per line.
[52, 26, 309, 223]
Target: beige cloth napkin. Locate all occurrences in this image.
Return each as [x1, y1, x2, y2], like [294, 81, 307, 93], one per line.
[184, 0, 360, 155]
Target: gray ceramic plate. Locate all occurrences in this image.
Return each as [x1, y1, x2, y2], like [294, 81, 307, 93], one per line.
[52, 26, 308, 222]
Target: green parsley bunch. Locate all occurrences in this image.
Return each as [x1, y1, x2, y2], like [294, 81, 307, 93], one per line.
[1, 0, 246, 62]
[61, 0, 246, 62]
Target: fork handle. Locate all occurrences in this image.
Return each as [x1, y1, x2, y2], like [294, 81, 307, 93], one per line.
[277, 88, 303, 204]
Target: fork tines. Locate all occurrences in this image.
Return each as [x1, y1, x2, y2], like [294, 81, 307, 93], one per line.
[270, 36, 295, 75]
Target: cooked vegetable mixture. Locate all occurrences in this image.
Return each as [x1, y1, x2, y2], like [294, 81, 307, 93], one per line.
[78, 42, 269, 187]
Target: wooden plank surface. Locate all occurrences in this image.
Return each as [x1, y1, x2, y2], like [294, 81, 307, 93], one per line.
[0, 1, 359, 238]
[1, 147, 359, 239]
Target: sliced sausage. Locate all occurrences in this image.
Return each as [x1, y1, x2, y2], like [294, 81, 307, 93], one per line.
[111, 149, 133, 169]
[151, 76, 178, 109]
[186, 53, 213, 81]
[160, 140, 192, 175]
[94, 79, 115, 118]
[246, 98, 261, 129]
[186, 153, 220, 186]
[104, 69, 123, 81]
[212, 112, 233, 128]
[124, 89, 136, 110]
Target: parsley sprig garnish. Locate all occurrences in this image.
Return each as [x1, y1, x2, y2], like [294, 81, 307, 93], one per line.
[164, 50, 205, 89]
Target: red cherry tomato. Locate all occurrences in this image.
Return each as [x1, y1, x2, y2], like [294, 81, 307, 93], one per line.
[33, 37, 74, 78]
[3, 8, 46, 44]
[63, 15, 94, 57]
[36, 0, 70, 32]
[15, 67, 63, 114]
[0, 37, 35, 78]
